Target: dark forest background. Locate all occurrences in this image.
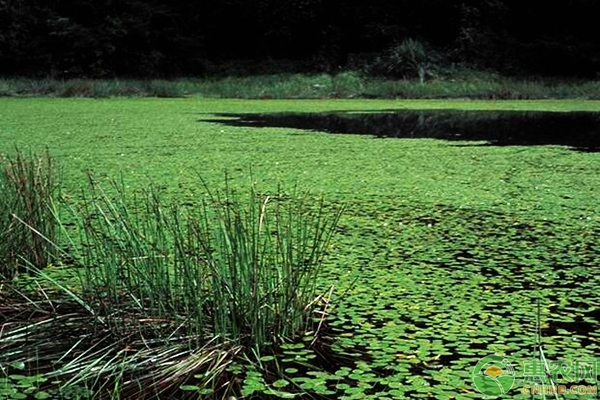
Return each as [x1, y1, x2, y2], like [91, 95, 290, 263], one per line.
[1, 0, 599, 79]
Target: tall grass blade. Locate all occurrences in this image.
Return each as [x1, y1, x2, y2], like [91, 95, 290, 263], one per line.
[0, 148, 59, 279]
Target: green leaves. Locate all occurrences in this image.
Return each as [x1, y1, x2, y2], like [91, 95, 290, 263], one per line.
[311, 202, 600, 397]
[179, 385, 214, 395]
[0, 373, 49, 400]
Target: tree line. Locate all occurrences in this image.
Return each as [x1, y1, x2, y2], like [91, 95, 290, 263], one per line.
[1, 0, 598, 78]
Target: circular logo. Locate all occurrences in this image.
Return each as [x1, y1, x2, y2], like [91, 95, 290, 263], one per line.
[472, 355, 516, 396]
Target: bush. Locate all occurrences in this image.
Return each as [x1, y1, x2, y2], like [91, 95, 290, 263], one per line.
[367, 38, 439, 82]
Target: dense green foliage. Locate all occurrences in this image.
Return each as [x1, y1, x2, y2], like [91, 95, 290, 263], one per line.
[1, 1, 599, 78]
[1, 98, 599, 398]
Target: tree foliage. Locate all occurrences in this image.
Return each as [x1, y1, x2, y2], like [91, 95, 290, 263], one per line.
[0, 0, 598, 77]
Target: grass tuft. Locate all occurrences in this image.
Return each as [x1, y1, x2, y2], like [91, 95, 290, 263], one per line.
[68, 175, 342, 347]
[0, 173, 342, 397]
[0, 149, 59, 280]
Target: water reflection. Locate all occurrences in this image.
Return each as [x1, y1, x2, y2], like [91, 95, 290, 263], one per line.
[204, 110, 600, 152]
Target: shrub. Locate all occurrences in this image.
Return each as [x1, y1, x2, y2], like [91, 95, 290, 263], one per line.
[367, 38, 439, 82]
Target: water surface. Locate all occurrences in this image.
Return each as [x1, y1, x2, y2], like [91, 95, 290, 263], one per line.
[205, 110, 600, 152]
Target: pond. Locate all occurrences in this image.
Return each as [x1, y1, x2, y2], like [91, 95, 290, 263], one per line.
[2, 99, 598, 399]
[205, 109, 600, 152]
[203, 109, 600, 397]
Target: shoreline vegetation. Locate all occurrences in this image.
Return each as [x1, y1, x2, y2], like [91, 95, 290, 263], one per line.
[2, 73, 600, 99]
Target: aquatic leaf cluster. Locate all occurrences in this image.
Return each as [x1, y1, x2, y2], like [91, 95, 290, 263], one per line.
[232, 201, 598, 399]
[309, 201, 599, 398]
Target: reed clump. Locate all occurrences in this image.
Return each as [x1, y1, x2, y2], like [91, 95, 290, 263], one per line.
[1, 172, 342, 397]
[0, 149, 59, 280]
